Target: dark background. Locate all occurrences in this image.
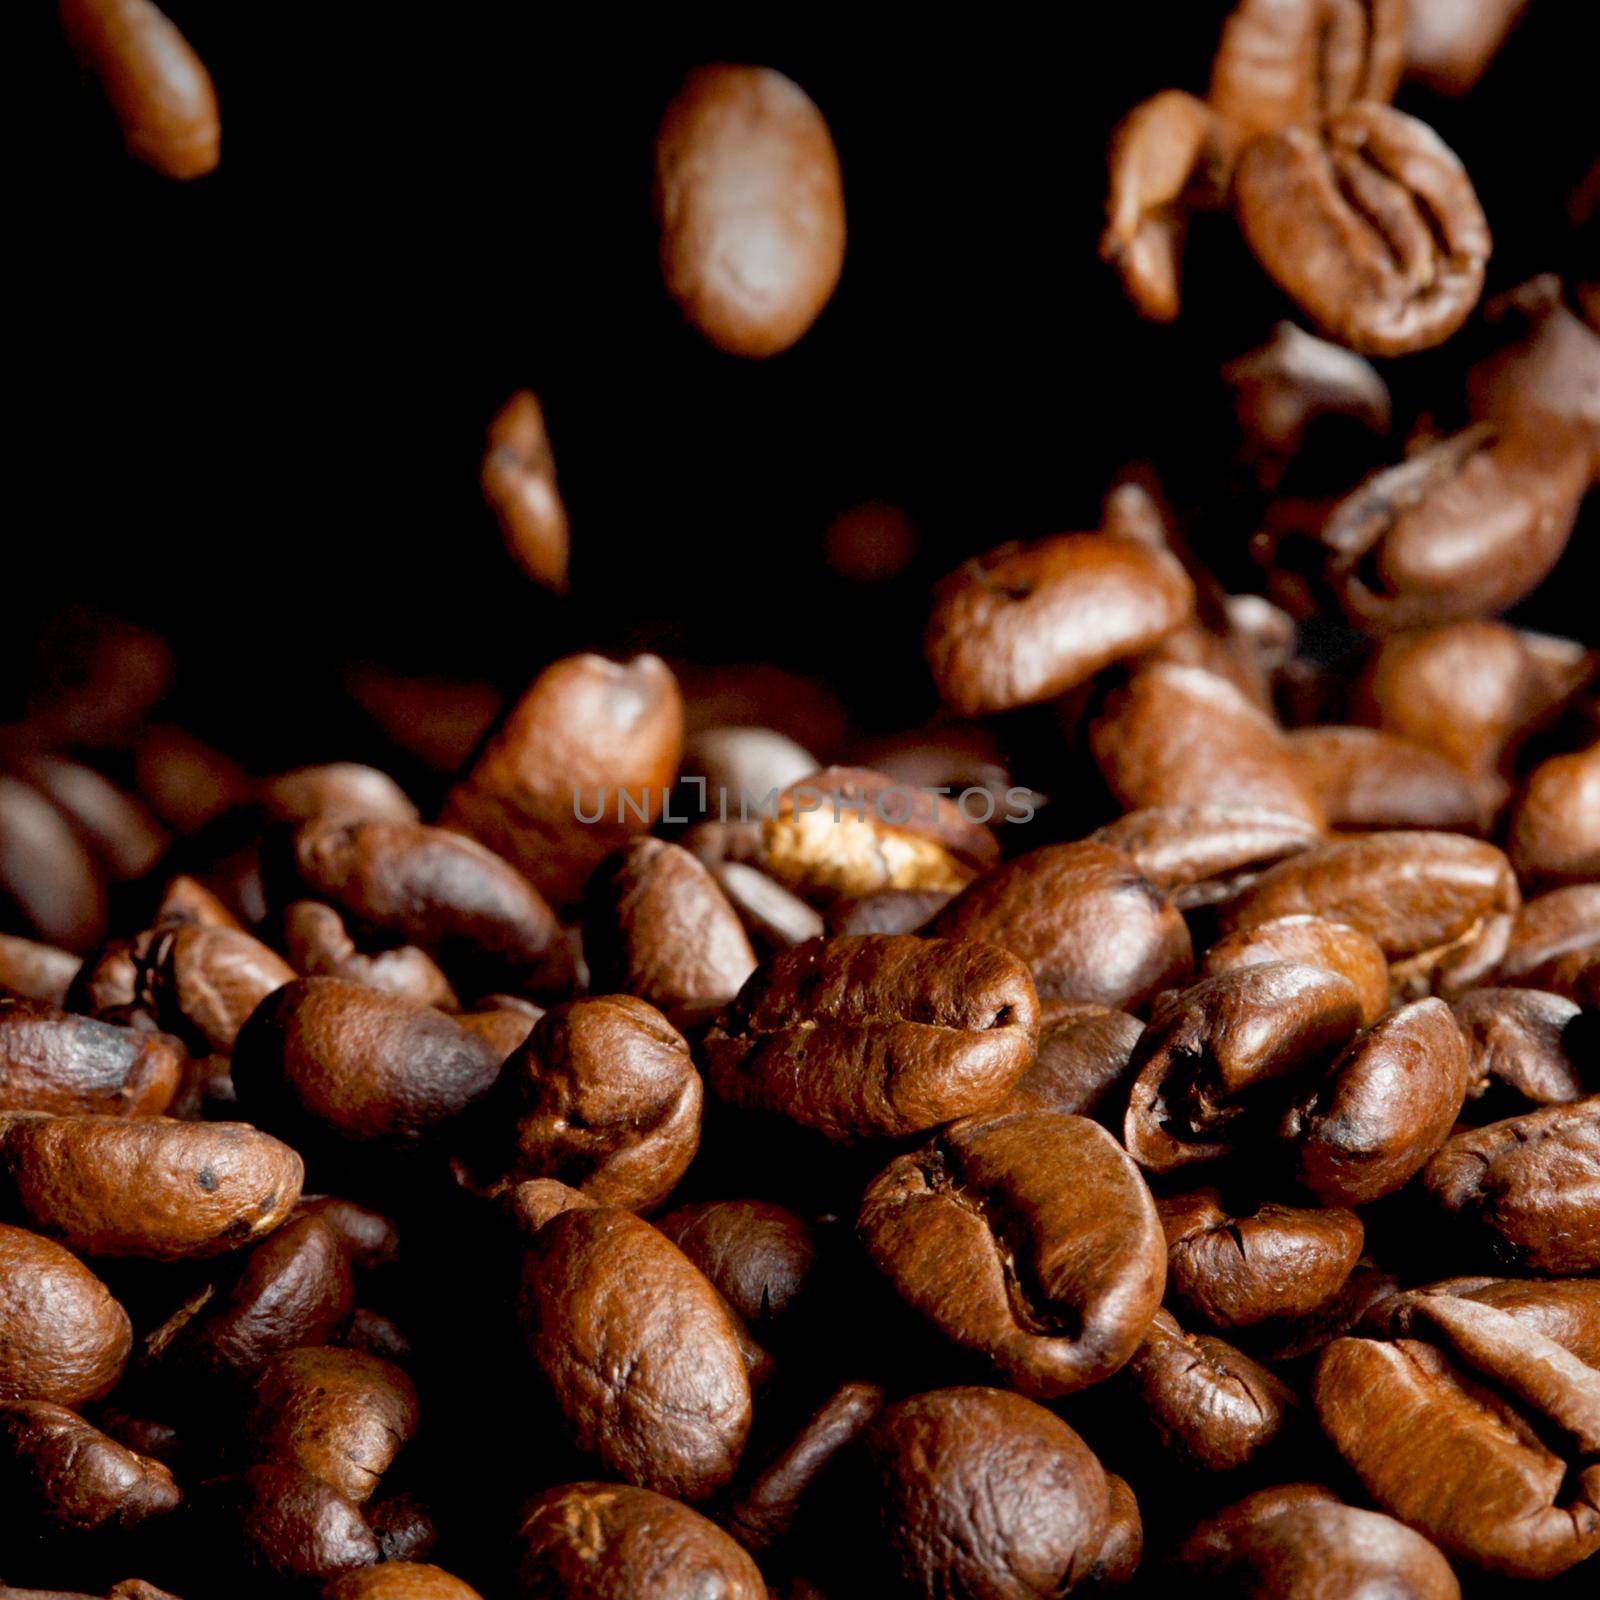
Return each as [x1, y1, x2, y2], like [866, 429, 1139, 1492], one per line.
[11, 3, 1598, 763]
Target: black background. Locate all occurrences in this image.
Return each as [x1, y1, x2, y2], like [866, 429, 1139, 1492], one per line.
[12, 3, 1599, 762]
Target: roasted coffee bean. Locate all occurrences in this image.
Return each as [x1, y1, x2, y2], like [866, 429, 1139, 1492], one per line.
[481, 389, 569, 593]
[0, 773, 109, 951]
[757, 766, 998, 903]
[1199, 914, 1390, 1024]
[1407, 0, 1530, 94]
[1284, 998, 1470, 1204]
[1508, 742, 1600, 886]
[654, 64, 844, 358]
[1315, 423, 1589, 632]
[721, 1380, 884, 1552]
[270, 816, 568, 997]
[583, 838, 757, 1013]
[7, 754, 167, 881]
[861, 1387, 1112, 1599]
[0, 1399, 180, 1533]
[137, 923, 295, 1055]
[515, 1481, 766, 1599]
[153, 872, 243, 931]
[825, 886, 952, 937]
[0, 1113, 302, 1259]
[654, 1199, 816, 1338]
[187, 1464, 379, 1586]
[1222, 831, 1519, 975]
[282, 901, 459, 1011]
[1157, 1189, 1363, 1332]
[1467, 274, 1600, 478]
[452, 996, 539, 1059]
[0, 931, 82, 1004]
[1121, 1309, 1297, 1473]
[1287, 726, 1488, 831]
[1491, 884, 1600, 985]
[258, 763, 419, 829]
[364, 1492, 440, 1564]
[1209, 0, 1407, 144]
[704, 935, 1038, 1143]
[1176, 1482, 1460, 1598]
[925, 534, 1195, 715]
[0, 999, 183, 1116]
[930, 843, 1191, 1010]
[1454, 988, 1589, 1106]
[1090, 806, 1320, 911]
[59, 0, 220, 180]
[324, 1565, 483, 1599]
[1410, 1277, 1600, 1366]
[1100, 90, 1221, 323]
[682, 724, 819, 806]
[1000, 1002, 1144, 1120]
[142, 1214, 353, 1387]
[1124, 964, 1363, 1175]
[456, 994, 699, 1210]
[0, 1221, 131, 1406]
[1314, 1293, 1600, 1577]
[1091, 665, 1323, 829]
[1423, 1096, 1600, 1273]
[233, 978, 502, 1149]
[291, 1196, 400, 1273]
[859, 1112, 1164, 1397]
[441, 653, 684, 909]
[710, 861, 826, 954]
[240, 1347, 418, 1504]
[518, 1207, 752, 1500]
[1234, 103, 1489, 356]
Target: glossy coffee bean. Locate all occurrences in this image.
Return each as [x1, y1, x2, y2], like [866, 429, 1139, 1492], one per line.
[0, 999, 183, 1116]
[481, 389, 568, 593]
[1199, 914, 1390, 1024]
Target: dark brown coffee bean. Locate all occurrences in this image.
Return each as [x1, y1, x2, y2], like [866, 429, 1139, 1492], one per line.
[139, 924, 296, 1055]
[1200, 914, 1390, 1024]
[1121, 1309, 1297, 1473]
[258, 763, 419, 829]
[1157, 1189, 1363, 1332]
[239, 1347, 417, 1504]
[441, 653, 684, 910]
[1234, 103, 1489, 355]
[1409, 1277, 1600, 1365]
[654, 1199, 816, 1337]
[705, 935, 1038, 1142]
[1000, 1002, 1144, 1120]
[1090, 665, 1324, 829]
[283, 901, 459, 1011]
[362, 1492, 439, 1565]
[1508, 742, 1600, 886]
[142, 1214, 354, 1387]
[481, 389, 569, 593]
[272, 816, 568, 998]
[233, 978, 502, 1149]
[7, 754, 167, 881]
[583, 838, 757, 1013]
[654, 65, 844, 358]
[1100, 90, 1221, 323]
[0, 1399, 180, 1533]
[1209, 0, 1407, 144]
[1285, 998, 1470, 1204]
[1286, 726, 1488, 831]
[930, 842, 1192, 1010]
[515, 1481, 766, 1599]
[1124, 964, 1363, 1174]
[1314, 1293, 1600, 1578]
[1491, 884, 1600, 984]
[1316, 423, 1590, 631]
[683, 724, 818, 806]
[1222, 831, 1519, 972]
[456, 994, 699, 1210]
[324, 1564, 482, 1599]
[1177, 1482, 1459, 1599]
[1090, 806, 1321, 911]
[1423, 1096, 1600, 1273]
[0, 774, 109, 952]
[721, 1380, 885, 1552]
[0, 932, 82, 1005]
[0, 1221, 130, 1406]
[1467, 273, 1600, 479]
[188, 1464, 379, 1585]
[292, 1197, 400, 1273]
[0, 999, 183, 1116]
[926, 534, 1195, 716]
[1454, 988, 1589, 1106]
[518, 1207, 752, 1499]
[59, 0, 220, 180]
[859, 1112, 1164, 1397]
[452, 997, 539, 1060]
[825, 887, 952, 937]
[710, 861, 826, 954]
[0, 1112, 303, 1259]
[863, 1387, 1111, 1599]
[757, 766, 998, 903]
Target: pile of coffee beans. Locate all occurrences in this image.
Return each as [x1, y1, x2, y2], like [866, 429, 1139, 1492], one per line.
[4, 1, 1597, 1596]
